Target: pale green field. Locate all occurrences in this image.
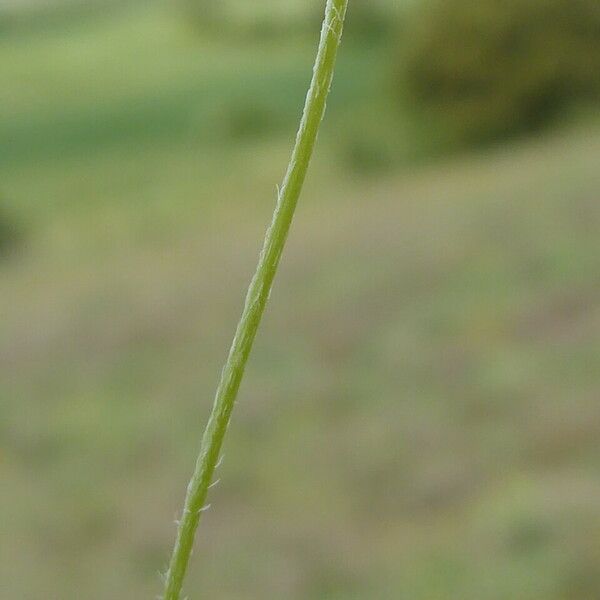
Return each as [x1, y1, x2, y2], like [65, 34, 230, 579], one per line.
[1, 3, 600, 599]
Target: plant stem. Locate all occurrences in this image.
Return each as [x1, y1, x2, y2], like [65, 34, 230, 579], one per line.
[161, 2, 349, 598]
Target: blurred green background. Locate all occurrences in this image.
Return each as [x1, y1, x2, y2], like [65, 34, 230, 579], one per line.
[1, 1, 600, 598]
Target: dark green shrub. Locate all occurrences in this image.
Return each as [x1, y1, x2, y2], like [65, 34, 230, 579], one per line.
[400, 0, 600, 145]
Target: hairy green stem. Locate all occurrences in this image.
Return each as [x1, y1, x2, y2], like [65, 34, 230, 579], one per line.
[161, 2, 349, 598]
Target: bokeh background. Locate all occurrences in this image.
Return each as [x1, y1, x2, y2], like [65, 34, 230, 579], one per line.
[2, 1, 600, 598]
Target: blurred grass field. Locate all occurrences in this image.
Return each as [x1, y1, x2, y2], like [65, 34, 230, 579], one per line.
[1, 2, 600, 599]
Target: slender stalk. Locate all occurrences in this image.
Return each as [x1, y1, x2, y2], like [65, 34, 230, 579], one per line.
[161, 2, 349, 598]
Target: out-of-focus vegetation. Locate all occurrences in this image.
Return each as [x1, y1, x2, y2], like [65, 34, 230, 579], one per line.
[401, 0, 600, 145]
[0, 204, 24, 257]
[1, 1, 600, 599]
[180, 0, 322, 35]
[181, 0, 400, 39]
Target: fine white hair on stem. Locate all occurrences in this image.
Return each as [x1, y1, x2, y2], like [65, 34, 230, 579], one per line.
[161, 2, 349, 599]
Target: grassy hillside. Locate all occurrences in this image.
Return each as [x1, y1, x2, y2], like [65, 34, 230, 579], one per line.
[1, 3, 600, 599]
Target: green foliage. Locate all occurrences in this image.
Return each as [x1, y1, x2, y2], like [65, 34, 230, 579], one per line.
[400, 0, 600, 144]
